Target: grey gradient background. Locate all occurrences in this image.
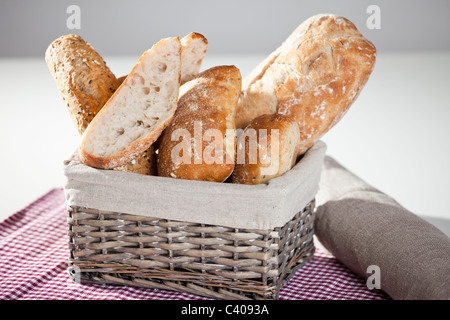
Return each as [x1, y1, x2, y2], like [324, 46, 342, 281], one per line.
[1, 0, 449, 57]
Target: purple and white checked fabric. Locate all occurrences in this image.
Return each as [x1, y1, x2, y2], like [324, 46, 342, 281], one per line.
[0, 189, 390, 300]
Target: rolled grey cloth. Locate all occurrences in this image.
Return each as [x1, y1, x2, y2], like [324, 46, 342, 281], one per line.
[315, 156, 450, 300]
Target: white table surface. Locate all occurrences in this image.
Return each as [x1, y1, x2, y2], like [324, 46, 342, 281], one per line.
[0, 52, 449, 236]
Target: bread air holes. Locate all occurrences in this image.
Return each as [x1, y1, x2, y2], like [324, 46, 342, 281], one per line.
[133, 120, 151, 129]
[138, 75, 145, 85]
[156, 62, 167, 73]
[116, 128, 125, 136]
[143, 84, 160, 94]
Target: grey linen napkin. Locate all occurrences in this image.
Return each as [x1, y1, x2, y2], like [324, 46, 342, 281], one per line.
[314, 156, 450, 300]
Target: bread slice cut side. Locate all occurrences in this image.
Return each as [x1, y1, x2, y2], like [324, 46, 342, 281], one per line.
[180, 32, 208, 84]
[115, 32, 207, 87]
[79, 37, 181, 169]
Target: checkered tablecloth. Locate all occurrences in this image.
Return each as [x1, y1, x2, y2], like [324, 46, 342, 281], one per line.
[0, 188, 390, 300]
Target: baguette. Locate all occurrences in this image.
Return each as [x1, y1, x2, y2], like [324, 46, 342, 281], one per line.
[236, 14, 376, 156]
[45, 34, 121, 135]
[79, 37, 182, 169]
[231, 114, 300, 184]
[157, 65, 241, 182]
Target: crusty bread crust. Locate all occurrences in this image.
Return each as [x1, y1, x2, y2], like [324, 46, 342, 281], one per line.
[236, 14, 376, 156]
[157, 65, 241, 182]
[78, 37, 181, 169]
[45, 34, 121, 135]
[117, 75, 127, 84]
[113, 145, 157, 175]
[231, 114, 300, 184]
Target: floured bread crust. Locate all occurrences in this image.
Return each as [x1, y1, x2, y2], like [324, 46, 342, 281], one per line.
[231, 114, 300, 185]
[236, 14, 376, 155]
[157, 65, 241, 182]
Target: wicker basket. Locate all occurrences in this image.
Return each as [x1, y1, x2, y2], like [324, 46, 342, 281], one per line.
[64, 141, 326, 300]
[67, 200, 315, 300]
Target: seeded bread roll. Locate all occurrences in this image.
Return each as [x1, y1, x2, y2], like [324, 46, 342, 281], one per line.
[236, 14, 376, 156]
[79, 37, 182, 169]
[157, 65, 241, 182]
[45, 34, 121, 135]
[231, 114, 300, 185]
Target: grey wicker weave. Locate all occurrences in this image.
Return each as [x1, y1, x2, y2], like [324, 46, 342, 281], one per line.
[67, 200, 316, 300]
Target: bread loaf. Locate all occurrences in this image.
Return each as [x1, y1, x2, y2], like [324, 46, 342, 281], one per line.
[157, 65, 241, 182]
[236, 14, 376, 156]
[231, 114, 300, 184]
[117, 75, 127, 84]
[180, 32, 208, 84]
[104, 32, 206, 174]
[46, 34, 156, 175]
[79, 37, 182, 169]
[45, 34, 121, 135]
[117, 32, 208, 85]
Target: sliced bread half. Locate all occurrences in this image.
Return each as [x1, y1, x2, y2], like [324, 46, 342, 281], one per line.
[180, 32, 208, 84]
[79, 37, 182, 169]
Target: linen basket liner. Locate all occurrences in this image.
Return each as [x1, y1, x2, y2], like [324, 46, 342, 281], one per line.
[63, 141, 327, 230]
